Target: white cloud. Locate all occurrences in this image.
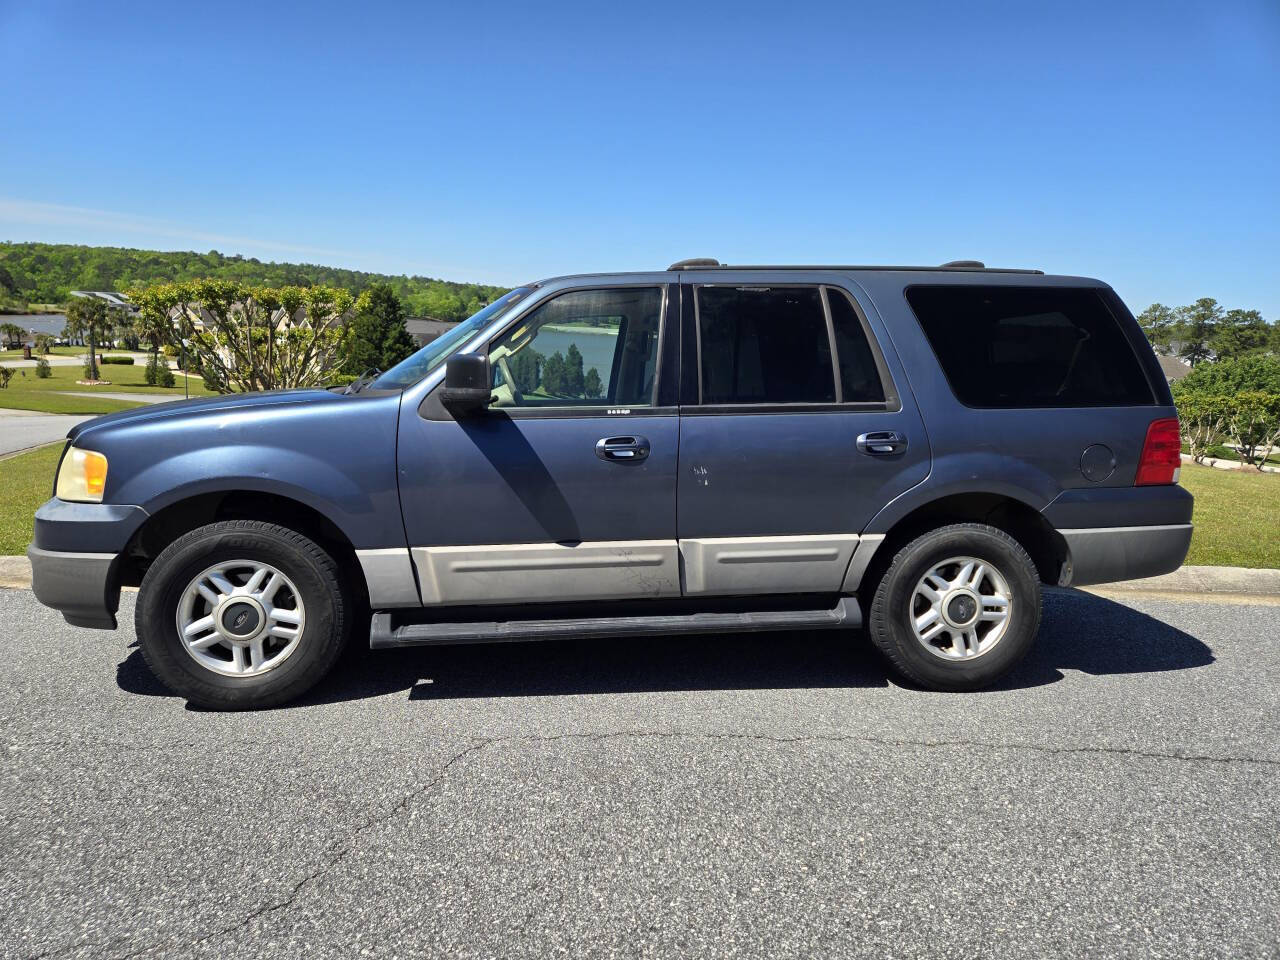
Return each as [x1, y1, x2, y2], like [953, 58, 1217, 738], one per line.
[0, 198, 357, 263]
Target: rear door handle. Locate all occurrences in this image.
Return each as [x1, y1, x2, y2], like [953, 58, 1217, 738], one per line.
[596, 435, 650, 463]
[857, 431, 908, 456]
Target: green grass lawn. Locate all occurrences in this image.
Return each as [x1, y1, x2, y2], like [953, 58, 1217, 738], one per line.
[0, 443, 61, 555]
[0, 360, 212, 414]
[1179, 463, 1280, 568]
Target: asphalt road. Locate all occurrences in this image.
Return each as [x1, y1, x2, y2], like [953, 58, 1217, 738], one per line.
[2, 586, 1277, 959]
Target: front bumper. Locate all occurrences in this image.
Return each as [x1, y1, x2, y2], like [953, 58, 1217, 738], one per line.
[28, 498, 149, 629]
[28, 544, 121, 628]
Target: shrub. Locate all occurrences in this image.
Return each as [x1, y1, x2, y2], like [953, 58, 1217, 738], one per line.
[1176, 354, 1280, 395]
[144, 352, 174, 387]
[34, 357, 51, 378]
[100, 355, 135, 365]
[1221, 391, 1280, 469]
[0, 366, 11, 388]
[82, 359, 96, 379]
[1173, 390, 1228, 462]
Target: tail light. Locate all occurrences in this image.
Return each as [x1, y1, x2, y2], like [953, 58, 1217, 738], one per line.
[1135, 417, 1181, 486]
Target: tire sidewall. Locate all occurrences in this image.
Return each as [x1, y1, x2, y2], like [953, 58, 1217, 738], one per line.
[137, 523, 345, 708]
[874, 525, 1040, 689]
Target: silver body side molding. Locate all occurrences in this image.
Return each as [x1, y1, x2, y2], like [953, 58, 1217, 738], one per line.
[679, 534, 860, 595]
[840, 534, 886, 593]
[355, 548, 422, 607]
[362, 534, 891, 609]
[411, 540, 681, 605]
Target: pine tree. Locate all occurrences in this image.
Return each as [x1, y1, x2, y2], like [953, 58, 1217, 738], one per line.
[345, 284, 415, 374]
[564, 343, 586, 396]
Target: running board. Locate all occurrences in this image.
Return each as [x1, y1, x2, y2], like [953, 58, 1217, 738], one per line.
[369, 598, 860, 650]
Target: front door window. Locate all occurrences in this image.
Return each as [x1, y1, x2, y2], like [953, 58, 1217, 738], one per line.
[488, 287, 663, 409]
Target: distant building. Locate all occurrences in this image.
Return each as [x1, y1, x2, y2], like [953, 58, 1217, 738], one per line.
[405, 317, 458, 347]
[69, 290, 137, 314]
[1157, 353, 1191, 384]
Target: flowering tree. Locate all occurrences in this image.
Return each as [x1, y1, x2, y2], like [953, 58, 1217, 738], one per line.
[129, 279, 354, 393]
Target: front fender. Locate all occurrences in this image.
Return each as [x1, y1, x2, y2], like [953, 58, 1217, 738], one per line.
[85, 394, 406, 550]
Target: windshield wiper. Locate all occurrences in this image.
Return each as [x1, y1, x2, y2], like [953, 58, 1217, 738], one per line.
[344, 368, 381, 395]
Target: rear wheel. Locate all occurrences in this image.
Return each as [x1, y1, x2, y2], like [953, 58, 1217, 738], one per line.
[136, 520, 349, 710]
[868, 523, 1040, 690]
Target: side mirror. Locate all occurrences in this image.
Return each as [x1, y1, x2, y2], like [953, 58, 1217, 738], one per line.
[440, 353, 492, 414]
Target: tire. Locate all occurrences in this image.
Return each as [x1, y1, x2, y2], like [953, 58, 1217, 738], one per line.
[867, 523, 1041, 691]
[136, 520, 350, 710]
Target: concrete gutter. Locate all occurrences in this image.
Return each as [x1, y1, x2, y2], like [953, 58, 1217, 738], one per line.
[0, 556, 34, 589]
[2, 555, 1278, 601]
[1082, 565, 1280, 595]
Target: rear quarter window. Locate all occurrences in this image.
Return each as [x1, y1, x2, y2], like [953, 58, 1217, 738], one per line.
[905, 285, 1155, 408]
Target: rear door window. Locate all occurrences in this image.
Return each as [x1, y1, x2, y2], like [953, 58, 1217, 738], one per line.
[826, 287, 886, 403]
[905, 285, 1155, 408]
[697, 286, 835, 404]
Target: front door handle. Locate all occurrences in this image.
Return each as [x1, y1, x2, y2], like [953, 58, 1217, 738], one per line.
[857, 431, 908, 456]
[596, 435, 650, 463]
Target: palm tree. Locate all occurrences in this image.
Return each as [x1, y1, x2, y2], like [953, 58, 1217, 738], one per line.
[65, 297, 112, 380]
[0, 322, 24, 349]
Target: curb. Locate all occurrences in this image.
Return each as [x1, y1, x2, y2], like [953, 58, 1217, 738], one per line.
[0, 555, 32, 589]
[2, 555, 1279, 598]
[1078, 564, 1280, 596]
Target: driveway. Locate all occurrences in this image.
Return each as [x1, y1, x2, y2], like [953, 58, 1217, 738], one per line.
[1, 587, 1276, 959]
[0, 410, 90, 456]
[50, 390, 176, 404]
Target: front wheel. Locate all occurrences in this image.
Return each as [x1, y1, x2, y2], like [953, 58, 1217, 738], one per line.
[136, 520, 350, 710]
[867, 523, 1041, 690]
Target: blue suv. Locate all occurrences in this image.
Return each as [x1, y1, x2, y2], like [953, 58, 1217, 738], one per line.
[28, 260, 1192, 708]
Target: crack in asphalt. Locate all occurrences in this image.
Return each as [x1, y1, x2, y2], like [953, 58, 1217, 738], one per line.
[495, 729, 1280, 767]
[20, 728, 1277, 960]
[23, 738, 497, 960]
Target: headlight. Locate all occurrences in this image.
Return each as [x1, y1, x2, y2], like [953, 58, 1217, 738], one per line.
[55, 446, 109, 503]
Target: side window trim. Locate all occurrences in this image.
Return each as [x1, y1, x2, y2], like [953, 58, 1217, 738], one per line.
[822, 284, 901, 409]
[819, 285, 844, 403]
[689, 281, 899, 413]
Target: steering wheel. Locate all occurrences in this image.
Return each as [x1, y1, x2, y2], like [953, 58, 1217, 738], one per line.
[496, 356, 524, 405]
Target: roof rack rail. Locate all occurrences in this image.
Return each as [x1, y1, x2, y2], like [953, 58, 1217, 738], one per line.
[665, 259, 1042, 275]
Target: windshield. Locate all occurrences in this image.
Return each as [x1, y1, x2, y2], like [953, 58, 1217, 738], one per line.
[369, 286, 535, 391]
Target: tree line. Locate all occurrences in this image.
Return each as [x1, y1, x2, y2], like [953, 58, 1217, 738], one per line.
[0, 242, 509, 322]
[1139, 296, 1280, 470]
[1137, 298, 1278, 366]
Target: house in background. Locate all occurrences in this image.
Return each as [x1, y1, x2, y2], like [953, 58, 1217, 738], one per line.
[1156, 353, 1191, 384]
[404, 316, 457, 347]
[69, 290, 137, 313]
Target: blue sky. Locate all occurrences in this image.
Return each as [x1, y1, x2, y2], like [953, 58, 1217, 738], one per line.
[2, 0, 1277, 316]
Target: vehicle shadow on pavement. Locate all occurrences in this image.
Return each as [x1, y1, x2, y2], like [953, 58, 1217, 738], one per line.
[114, 587, 1214, 707]
[992, 588, 1214, 690]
